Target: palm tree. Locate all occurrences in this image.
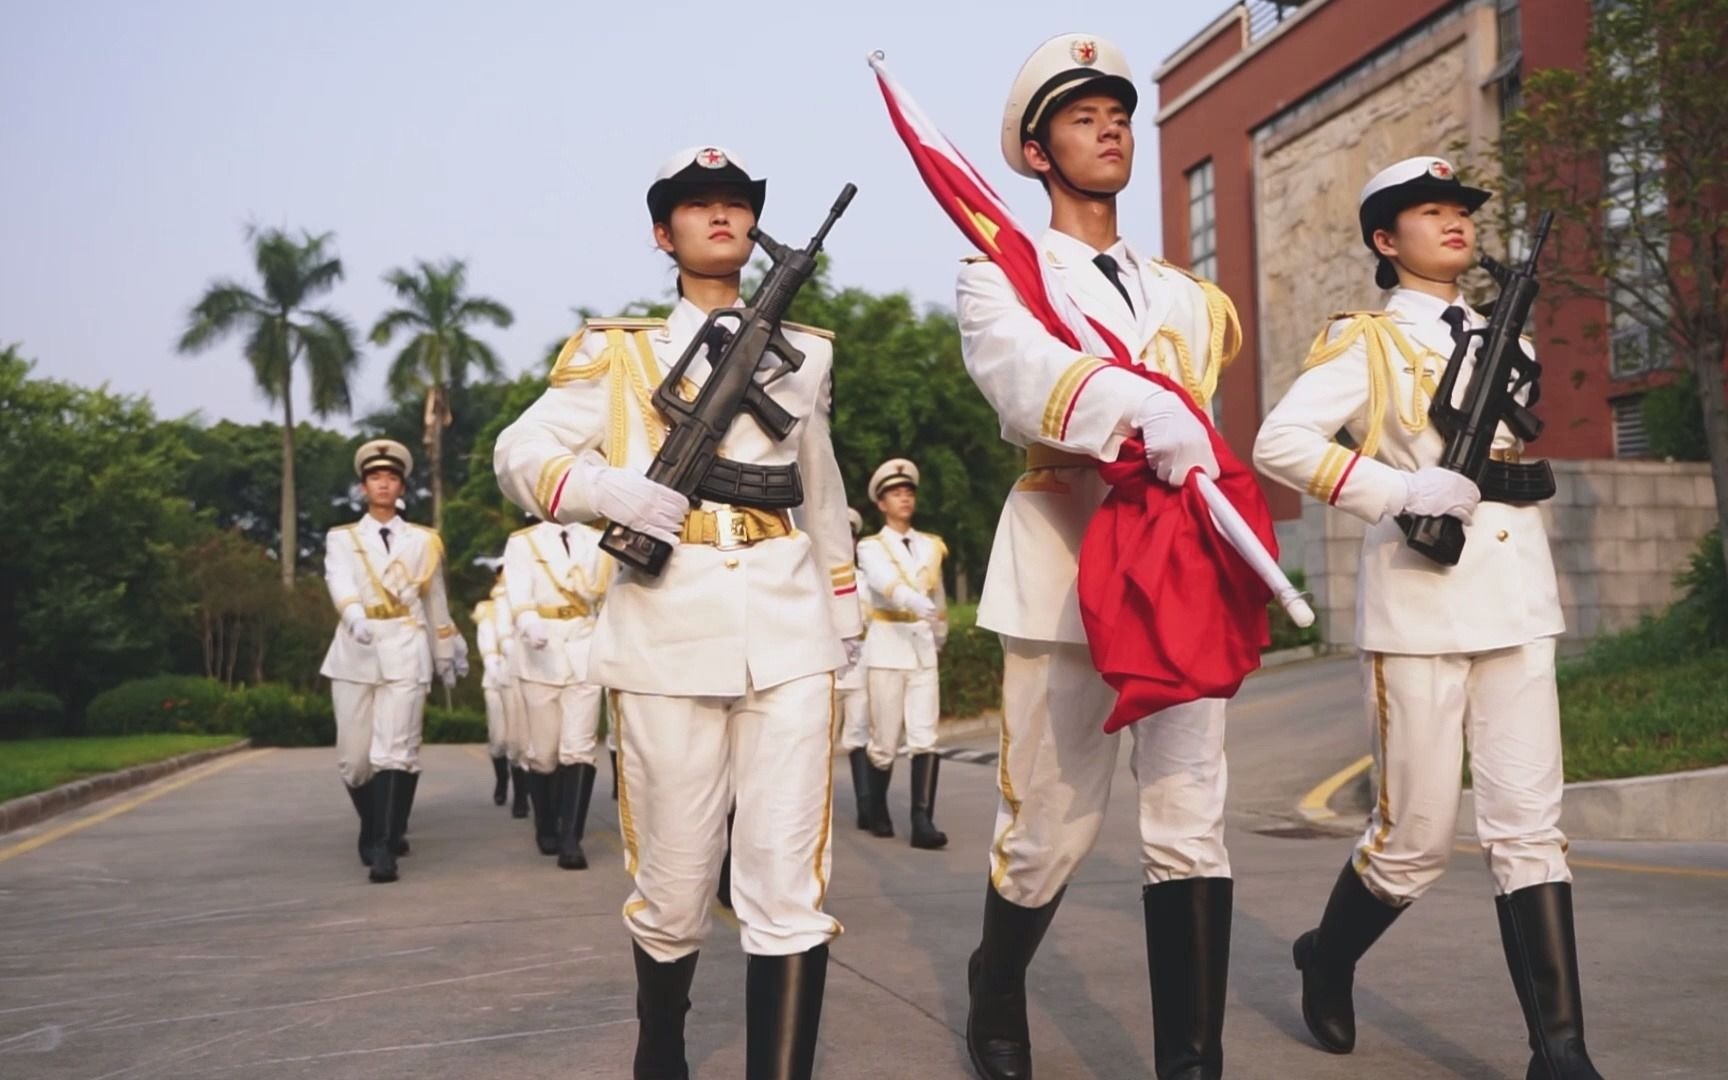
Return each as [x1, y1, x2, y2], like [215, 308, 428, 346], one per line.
[370, 258, 514, 529]
[179, 228, 359, 587]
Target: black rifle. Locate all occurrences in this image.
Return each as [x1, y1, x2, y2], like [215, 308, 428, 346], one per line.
[1402, 210, 1556, 566]
[599, 183, 858, 575]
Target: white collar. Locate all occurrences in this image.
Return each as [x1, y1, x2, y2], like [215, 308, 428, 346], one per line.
[1040, 228, 1139, 272]
[1388, 287, 1471, 325]
[360, 514, 403, 537]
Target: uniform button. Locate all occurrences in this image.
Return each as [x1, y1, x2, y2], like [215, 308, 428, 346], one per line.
[724, 558, 740, 570]
[1496, 530, 1510, 542]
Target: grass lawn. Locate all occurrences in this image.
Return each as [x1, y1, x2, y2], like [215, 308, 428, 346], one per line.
[0, 734, 242, 803]
[1558, 648, 1728, 782]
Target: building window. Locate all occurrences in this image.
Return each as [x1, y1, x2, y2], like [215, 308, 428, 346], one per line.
[1187, 160, 1217, 281]
[1611, 396, 1650, 458]
[1493, 0, 1524, 120]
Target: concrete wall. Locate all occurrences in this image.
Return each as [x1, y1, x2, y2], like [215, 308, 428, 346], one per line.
[1299, 460, 1720, 650]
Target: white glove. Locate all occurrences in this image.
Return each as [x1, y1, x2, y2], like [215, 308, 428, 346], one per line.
[453, 651, 471, 679]
[899, 589, 938, 622]
[838, 636, 864, 679]
[1396, 467, 1482, 525]
[517, 610, 551, 651]
[1132, 390, 1219, 486]
[340, 604, 373, 645]
[437, 659, 457, 689]
[586, 465, 688, 545]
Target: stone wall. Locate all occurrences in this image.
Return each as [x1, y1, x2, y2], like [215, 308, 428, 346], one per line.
[1298, 461, 1720, 651]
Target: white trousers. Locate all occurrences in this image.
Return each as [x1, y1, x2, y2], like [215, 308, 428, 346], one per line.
[331, 677, 426, 786]
[615, 674, 841, 962]
[483, 687, 507, 757]
[519, 680, 604, 773]
[989, 638, 1230, 908]
[836, 686, 870, 751]
[501, 682, 528, 765]
[1353, 639, 1571, 903]
[865, 666, 939, 768]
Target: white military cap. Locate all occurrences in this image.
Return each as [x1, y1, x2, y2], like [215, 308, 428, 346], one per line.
[846, 507, 864, 536]
[869, 458, 920, 501]
[354, 438, 412, 479]
[1000, 33, 1137, 178]
[1357, 156, 1491, 287]
[646, 145, 767, 222]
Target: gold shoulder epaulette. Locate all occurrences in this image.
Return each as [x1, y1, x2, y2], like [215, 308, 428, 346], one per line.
[408, 523, 441, 537]
[782, 321, 835, 341]
[1327, 310, 1387, 322]
[583, 316, 668, 331]
[960, 254, 992, 264]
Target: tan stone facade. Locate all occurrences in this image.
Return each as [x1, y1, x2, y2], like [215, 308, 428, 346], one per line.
[1300, 461, 1721, 651]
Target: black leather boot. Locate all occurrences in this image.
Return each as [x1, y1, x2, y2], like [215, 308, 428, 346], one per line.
[1497, 883, 1604, 1079]
[847, 748, 872, 831]
[1292, 861, 1406, 1053]
[528, 771, 558, 855]
[908, 753, 948, 850]
[367, 770, 403, 883]
[491, 755, 509, 805]
[391, 771, 417, 856]
[632, 942, 698, 1080]
[610, 748, 619, 801]
[746, 945, 829, 1080]
[966, 884, 1065, 1080]
[346, 778, 376, 866]
[867, 762, 895, 839]
[1144, 878, 1232, 1080]
[557, 763, 596, 870]
[510, 765, 529, 819]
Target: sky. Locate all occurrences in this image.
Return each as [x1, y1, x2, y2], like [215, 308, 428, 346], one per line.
[0, 1, 1226, 430]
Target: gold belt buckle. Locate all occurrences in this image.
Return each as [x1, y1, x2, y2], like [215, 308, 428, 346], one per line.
[558, 605, 579, 619]
[713, 508, 749, 551]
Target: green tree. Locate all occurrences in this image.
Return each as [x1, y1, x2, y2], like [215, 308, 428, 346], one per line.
[177, 227, 360, 586]
[369, 259, 514, 529]
[0, 347, 201, 713]
[179, 419, 359, 565]
[1487, 0, 1728, 572]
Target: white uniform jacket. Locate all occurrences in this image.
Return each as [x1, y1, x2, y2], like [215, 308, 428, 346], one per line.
[956, 228, 1241, 645]
[493, 299, 862, 697]
[476, 598, 504, 690]
[857, 527, 948, 670]
[319, 515, 457, 684]
[1253, 287, 1564, 655]
[502, 521, 610, 686]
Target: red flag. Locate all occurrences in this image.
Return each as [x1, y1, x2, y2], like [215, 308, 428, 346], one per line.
[871, 56, 1276, 731]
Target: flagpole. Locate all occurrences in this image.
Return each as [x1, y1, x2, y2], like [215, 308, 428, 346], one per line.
[1193, 473, 1315, 628]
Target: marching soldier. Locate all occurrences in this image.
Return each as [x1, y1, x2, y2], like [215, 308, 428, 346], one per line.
[320, 439, 461, 884]
[857, 458, 949, 850]
[493, 144, 861, 1079]
[474, 575, 512, 805]
[1253, 157, 1602, 1079]
[493, 570, 533, 819]
[957, 34, 1242, 1080]
[504, 517, 611, 869]
[836, 507, 874, 831]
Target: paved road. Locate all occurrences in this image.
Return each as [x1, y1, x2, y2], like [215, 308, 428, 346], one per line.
[1, 656, 1723, 1078]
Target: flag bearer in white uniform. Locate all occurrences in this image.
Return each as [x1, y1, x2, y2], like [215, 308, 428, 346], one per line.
[493, 144, 861, 1080]
[835, 507, 874, 831]
[320, 440, 461, 884]
[957, 34, 1243, 1080]
[504, 517, 611, 869]
[857, 458, 949, 850]
[1253, 157, 1602, 1080]
[475, 574, 511, 806]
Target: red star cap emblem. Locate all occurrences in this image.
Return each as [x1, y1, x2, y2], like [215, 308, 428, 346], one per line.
[697, 147, 728, 169]
[1071, 39, 1098, 66]
[1428, 160, 1454, 180]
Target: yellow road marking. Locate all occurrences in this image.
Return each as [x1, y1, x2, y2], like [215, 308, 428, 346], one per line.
[0, 749, 272, 865]
[1448, 842, 1728, 882]
[1298, 755, 1373, 822]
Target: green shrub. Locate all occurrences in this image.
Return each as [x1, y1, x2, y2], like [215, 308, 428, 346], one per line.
[0, 690, 66, 740]
[83, 676, 233, 736]
[1672, 528, 1726, 647]
[425, 706, 488, 744]
[1641, 377, 1709, 462]
[1266, 568, 1322, 652]
[220, 684, 335, 747]
[941, 624, 1003, 718]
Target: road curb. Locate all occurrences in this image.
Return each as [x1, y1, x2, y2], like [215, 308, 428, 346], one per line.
[0, 739, 252, 837]
[1460, 765, 1728, 842]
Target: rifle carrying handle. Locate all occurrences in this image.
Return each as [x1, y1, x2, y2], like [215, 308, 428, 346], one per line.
[1398, 511, 1465, 567]
[600, 521, 673, 576]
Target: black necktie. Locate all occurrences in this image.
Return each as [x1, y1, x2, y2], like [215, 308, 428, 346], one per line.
[903, 537, 914, 553]
[1440, 306, 1472, 365]
[561, 529, 570, 557]
[378, 527, 391, 553]
[1093, 253, 1135, 314]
